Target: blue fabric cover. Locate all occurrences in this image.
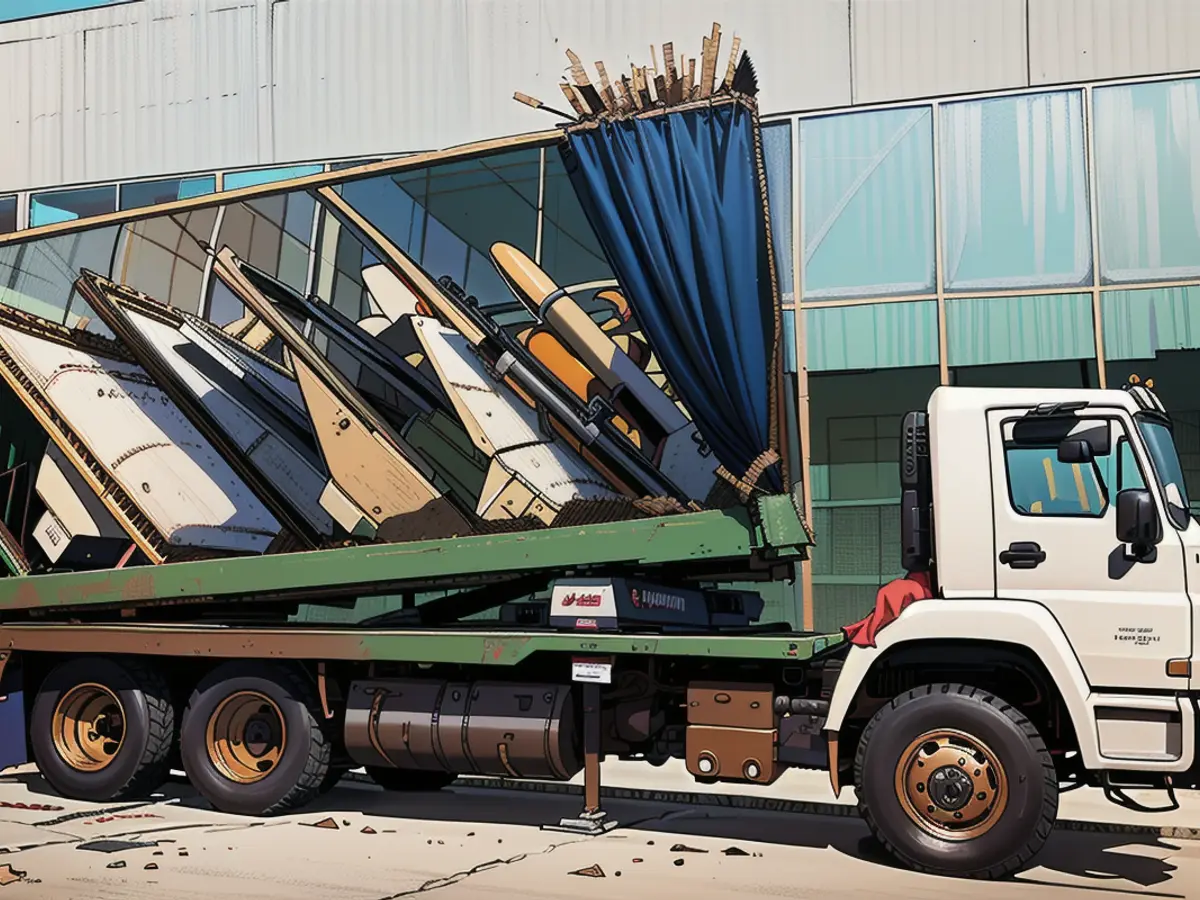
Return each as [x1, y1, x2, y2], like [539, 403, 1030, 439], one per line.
[559, 100, 781, 491]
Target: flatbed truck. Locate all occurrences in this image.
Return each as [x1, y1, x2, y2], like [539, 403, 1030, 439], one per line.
[2, 380, 1199, 881]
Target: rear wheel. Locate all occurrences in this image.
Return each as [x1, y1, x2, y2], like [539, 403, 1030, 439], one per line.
[854, 683, 1058, 879]
[367, 767, 457, 792]
[180, 661, 330, 816]
[30, 656, 174, 803]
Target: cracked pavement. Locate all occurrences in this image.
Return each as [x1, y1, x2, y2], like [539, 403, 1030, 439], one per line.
[2, 765, 1200, 898]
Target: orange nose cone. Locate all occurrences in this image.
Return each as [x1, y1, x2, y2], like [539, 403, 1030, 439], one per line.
[490, 242, 557, 314]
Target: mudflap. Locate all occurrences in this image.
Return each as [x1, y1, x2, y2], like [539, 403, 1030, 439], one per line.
[0, 653, 27, 771]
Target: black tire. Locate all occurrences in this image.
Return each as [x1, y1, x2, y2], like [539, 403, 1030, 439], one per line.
[179, 661, 331, 816]
[319, 765, 350, 795]
[854, 683, 1058, 879]
[367, 767, 457, 792]
[30, 656, 174, 803]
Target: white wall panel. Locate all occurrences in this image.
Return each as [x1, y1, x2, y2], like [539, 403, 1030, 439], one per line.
[1029, 0, 1200, 85]
[851, 0, 1028, 104]
[4, 0, 1200, 193]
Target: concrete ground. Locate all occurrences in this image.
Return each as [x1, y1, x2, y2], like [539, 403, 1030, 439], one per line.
[1, 763, 1200, 899]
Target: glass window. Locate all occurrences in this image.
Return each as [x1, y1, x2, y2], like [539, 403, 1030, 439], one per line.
[801, 106, 935, 301]
[29, 186, 117, 227]
[807, 365, 940, 633]
[0, 226, 121, 323]
[805, 301, 939, 372]
[538, 151, 615, 291]
[939, 90, 1092, 291]
[224, 164, 323, 191]
[0, 197, 16, 235]
[337, 149, 546, 312]
[210, 191, 313, 301]
[1002, 416, 1111, 518]
[109, 208, 219, 315]
[330, 159, 380, 171]
[1137, 416, 1192, 527]
[761, 121, 794, 304]
[948, 294, 1099, 388]
[120, 176, 217, 210]
[1101, 286, 1200, 511]
[1093, 78, 1200, 283]
[0, 0, 129, 22]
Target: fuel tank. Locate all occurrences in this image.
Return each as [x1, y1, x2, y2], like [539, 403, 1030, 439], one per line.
[344, 678, 582, 780]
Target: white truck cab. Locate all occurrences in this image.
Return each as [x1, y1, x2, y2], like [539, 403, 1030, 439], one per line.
[822, 381, 1200, 880]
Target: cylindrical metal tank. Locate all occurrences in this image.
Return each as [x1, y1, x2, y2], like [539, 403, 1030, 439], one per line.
[344, 678, 582, 781]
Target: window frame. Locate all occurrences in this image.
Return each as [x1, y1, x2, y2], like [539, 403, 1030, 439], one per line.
[999, 412, 1146, 520]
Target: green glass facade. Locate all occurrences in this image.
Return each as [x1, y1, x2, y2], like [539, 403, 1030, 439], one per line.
[764, 75, 1200, 632]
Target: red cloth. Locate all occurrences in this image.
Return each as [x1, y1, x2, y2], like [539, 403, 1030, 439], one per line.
[842, 571, 933, 648]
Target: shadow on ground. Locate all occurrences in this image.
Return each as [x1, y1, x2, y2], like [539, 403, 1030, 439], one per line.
[3, 769, 1187, 896]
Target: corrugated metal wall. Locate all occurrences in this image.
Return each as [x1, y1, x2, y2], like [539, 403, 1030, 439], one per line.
[3, 0, 1200, 191]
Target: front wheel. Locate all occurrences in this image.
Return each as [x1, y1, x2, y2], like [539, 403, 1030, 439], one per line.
[854, 683, 1058, 879]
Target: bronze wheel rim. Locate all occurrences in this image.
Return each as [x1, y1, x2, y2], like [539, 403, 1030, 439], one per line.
[894, 728, 1009, 841]
[52, 683, 126, 773]
[205, 691, 287, 784]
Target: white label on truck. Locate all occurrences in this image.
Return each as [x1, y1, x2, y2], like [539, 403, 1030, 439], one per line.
[571, 658, 613, 684]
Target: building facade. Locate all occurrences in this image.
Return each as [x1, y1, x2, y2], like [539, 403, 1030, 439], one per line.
[3, 0, 1200, 629]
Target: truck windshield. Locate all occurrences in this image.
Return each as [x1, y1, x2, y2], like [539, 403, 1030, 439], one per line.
[1135, 414, 1192, 528]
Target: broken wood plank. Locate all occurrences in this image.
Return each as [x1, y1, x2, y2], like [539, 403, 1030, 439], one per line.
[722, 35, 742, 90]
[663, 42, 678, 85]
[595, 61, 617, 111]
[559, 82, 589, 117]
[638, 66, 654, 108]
[685, 57, 697, 99]
[700, 23, 721, 98]
[654, 74, 668, 104]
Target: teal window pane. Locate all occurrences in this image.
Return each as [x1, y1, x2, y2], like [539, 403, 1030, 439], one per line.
[0, 198, 15, 235]
[762, 121, 794, 303]
[120, 176, 216, 210]
[781, 309, 796, 373]
[224, 164, 322, 190]
[30, 186, 116, 227]
[946, 293, 1095, 368]
[806, 301, 939, 372]
[1102, 286, 1200, 361]
[801, 106, 935, 300]
[0, 0, 129, 22]
[1093, 78, 1200, 283]
[940, 91, 1092, 291]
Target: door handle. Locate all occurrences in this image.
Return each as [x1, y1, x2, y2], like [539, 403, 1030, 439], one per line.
[999, 541, 1045, 569]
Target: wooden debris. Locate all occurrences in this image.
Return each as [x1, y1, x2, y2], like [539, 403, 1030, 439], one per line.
[723, 35, 742, 90]
[0, 865, 24, 887]
[559, 82, 588, 117]
[569, 864, 606, 878]
[595, 61, 617, 111]
[515, 23, 755, 124]
[308, 816, 339, 829]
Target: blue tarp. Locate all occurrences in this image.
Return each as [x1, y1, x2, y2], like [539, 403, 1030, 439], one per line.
[559, 100, 782, 492]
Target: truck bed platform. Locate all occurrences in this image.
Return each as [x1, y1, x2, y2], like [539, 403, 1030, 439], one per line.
[0, 494, 808, 618]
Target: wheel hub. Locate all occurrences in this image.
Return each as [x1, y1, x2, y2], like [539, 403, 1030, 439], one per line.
[927, 764, 973, 811]
[206, 691, 287, 784]
[894, 729, 1009, 841]
[52, 683, 126, 773]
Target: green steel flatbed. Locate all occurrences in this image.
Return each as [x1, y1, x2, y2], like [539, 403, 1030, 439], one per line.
[0, 494, 809, 619]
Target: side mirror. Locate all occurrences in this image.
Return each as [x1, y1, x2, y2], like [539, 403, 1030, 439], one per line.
[1058, 439, 1093, 464]
[1116, 488, 1163, 554]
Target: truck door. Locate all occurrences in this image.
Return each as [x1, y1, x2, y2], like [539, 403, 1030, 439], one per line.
[987, 407, 1190, 691]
